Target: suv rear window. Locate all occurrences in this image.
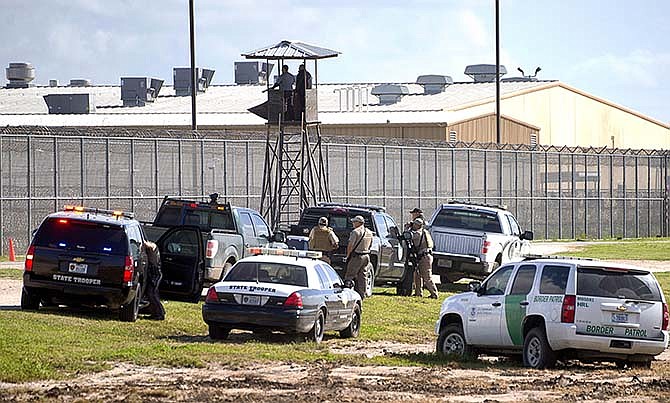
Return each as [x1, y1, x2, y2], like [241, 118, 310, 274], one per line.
[432, 209, 502, 233]
[539, 265, 570, 294]
[34, 218, 128, 255]
[577, 267, 662, 301]
[155, 206, 235, 232]
[225, 262, 308, 287]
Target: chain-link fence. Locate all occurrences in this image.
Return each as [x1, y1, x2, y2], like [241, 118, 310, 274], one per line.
[1, 127, 668, 254]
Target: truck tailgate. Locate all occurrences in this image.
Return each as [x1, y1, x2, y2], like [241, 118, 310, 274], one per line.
[432, 230, 483, 256]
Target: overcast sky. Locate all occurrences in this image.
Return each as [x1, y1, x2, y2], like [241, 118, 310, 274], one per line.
[2, 0, 669, 122]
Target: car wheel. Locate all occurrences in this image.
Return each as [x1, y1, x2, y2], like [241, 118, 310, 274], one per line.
[340, 304, 361, 338]
[220, 261, 234, 281]
[307, 310, 325, 343]
[436, 324, 475, 359]
[21, 287, 40, 310]
[209, 324, 231, 340]
[523, 327, 556, 369]
[630, 359, 653, 369]
[439, 273, 462, 284]
[119, 285, 141, 322]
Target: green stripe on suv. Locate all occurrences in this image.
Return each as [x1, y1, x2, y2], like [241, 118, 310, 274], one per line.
[504, 294, 527, 345]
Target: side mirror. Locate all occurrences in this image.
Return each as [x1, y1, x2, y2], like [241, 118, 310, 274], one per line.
[468, 281, 481, 293]
[521, 230, 534, 241]
[272, 231, 286, 243]
[343, 279, 355, 289]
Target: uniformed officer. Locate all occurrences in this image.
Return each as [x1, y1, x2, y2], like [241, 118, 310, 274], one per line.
[411, 218, 438, 299]
[143, 240, 165, 320]
[308, 216, 339, 264]
[345, 215, 373, 299]
[404, 207, 425, 230]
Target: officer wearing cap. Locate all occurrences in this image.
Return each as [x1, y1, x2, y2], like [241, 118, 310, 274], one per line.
[405, 207, 425, 230]
[143, 240, 165, 320]
[308, 216, 339, 264]
[345, 215, 373, 299]
[411, 217, 438, 299]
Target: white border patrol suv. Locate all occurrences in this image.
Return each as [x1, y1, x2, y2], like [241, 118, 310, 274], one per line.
[435, 257, 669, 369]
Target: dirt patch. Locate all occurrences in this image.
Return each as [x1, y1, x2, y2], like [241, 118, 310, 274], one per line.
[0, 279, 20, 308]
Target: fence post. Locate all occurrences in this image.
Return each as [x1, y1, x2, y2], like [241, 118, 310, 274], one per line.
[0, 134, 3, 256]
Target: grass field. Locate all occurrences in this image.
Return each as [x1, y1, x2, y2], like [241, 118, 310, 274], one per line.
[0, 268, 23, 280]
[562, 239, 670, 261]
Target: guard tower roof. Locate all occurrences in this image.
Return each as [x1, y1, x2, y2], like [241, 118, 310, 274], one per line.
[242, 40, 340, 60]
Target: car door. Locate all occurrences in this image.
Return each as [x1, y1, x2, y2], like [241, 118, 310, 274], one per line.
[323, 263, 351, 327]
[315, 264, 342, 330]
[238, 212, 260, 250]
[372, 214, 392, 277]
[502, 264, 537, 347]
[466, 265, 515, 346]
[156, 226, 204, 301]
[251, 213, 272, 246]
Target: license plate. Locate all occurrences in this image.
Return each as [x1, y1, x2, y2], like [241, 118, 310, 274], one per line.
[68, 262, 88, 274]
[439, 259, 452, 268]
[241, 295, 261, 306]
[611, 313, 629, 323]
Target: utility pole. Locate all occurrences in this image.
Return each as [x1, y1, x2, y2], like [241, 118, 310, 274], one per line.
[189, 0, 197, 130]
[495, 0, 501, 144]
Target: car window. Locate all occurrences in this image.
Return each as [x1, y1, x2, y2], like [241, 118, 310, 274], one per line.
[154, 206, 182, 226]
[33, 218, 128, 255]
[162, 230, 199, 257]
[322, 264, 343, 287]
[127, 225, 143, 258]
[481, 265, 514, 295]
[251, 214, 270, 238]
[239, 212, 256, 238]
[373, 214, 388, 238]
[432, 209, 502, 233]
[384, 215, 398, 233]
[225, 262, 308, 287]
[576, 267, 662, 301]
[539, 265, 571, 294]
[509, 264, 536, 295]
[507, 215, 521, 236]
[210, 211, 235, 230]
[314, 265, 331, 289]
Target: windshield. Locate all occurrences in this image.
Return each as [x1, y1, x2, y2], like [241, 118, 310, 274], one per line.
[299, 209, 374, 232]
[225, 261, 308, 287]
[432, 209, 502, 233]
[577, 267, 662, 301]
[34, 218, 128, 255]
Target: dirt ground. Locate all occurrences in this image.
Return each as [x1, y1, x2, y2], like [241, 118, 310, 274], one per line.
[2, 243, 670, 402]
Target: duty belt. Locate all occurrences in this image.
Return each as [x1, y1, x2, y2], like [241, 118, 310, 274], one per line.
[353, 251, 370, 256]
[417, 250, 432, 259]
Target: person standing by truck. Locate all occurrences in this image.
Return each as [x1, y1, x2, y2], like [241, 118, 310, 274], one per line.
[308, 216, 339, 264]
[411, 218, 438, 299]
[345, 215, 373, 299]
[404, 207, 424, 230]
[143, 240, 165, 320]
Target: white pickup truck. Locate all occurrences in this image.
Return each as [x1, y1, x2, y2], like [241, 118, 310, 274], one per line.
[428, 201, 533, 283]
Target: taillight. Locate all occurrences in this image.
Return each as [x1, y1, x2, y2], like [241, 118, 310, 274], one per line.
[561, 295, 576, 323]
[205, 287, 219, 303]
[206, 240, 219, 259]
[284, 292, 303, 309]
[663, 303, 669, 331]
[482, 240, 491, 254]
[24, 245, 35, 272]
[123, 255, 134, 283]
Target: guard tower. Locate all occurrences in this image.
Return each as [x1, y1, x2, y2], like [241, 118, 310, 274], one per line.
[243, 40, 340, 230]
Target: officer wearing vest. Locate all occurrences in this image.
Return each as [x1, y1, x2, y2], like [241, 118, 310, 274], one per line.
[345, 215, 373, 299]
[404, 207, 425, 230]
[308, 216, 339, 264]
[411, 218, 438, 299]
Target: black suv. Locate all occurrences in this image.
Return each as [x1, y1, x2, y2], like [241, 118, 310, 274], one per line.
[22, 206, 149, 322]
[287, 202, 404, 296]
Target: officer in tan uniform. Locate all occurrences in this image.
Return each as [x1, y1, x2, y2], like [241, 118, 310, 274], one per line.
[345, 215, 373, 299]
[411, 218, 438, 299]
[404, 207, 425, 230]
[308, 217, 339, 264]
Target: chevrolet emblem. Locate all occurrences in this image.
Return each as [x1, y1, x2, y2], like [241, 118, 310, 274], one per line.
[617, 305, 627, 312]
[73, 257, 85, 263]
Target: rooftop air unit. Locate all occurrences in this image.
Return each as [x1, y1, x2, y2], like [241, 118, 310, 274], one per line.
[416, 75, 453, 94]
[43, 93, 95, 114]
[120, 77, 164, 106]
[464, 64, 507, 82]
[69, 78, 92, 87]
[370, 84, 409, 105]
[234, 61, 274, 85]
[173, 67, 215, 96]
[501, 76, 538, 82]
[5, 62, 35, 88]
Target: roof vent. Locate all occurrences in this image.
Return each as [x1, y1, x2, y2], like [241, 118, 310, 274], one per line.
[69, 78, 92, 87]
[173, 67, 215, 96]
[234, 61, 274, 85]
[370, 84, 409, 105]
[5, 62, 35, 88]
[464, 64, 507, 82]
[120, 77, 164, 106]
[49, 79, 59, 87]
[501, 76, 537, 82]
[416, 75, 453, 94]
[43, 93, 95, 114]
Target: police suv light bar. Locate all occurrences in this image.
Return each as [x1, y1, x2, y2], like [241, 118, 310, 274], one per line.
[247, 247, 322, 259]
[63, 205, 135, 219]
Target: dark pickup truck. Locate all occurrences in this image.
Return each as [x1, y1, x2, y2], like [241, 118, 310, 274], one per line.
[141, 195, 286, 301]
[287, 203, 404, 296]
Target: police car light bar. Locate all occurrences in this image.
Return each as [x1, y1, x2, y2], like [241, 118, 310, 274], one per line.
[247, 247, 322, 259]
[63, 205, 135, 219]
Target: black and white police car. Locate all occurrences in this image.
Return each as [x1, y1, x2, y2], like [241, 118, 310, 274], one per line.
[202, 248, 362, 343]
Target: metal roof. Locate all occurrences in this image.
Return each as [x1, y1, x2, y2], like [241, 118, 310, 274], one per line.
[242, 40, 340, 60]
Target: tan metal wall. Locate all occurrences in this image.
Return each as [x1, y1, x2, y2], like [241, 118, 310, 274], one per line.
[320, 124, 446, 140]
[447, 115, 538, 144]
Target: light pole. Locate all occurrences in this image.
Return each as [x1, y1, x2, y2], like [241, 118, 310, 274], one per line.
[495, 0, 501, 144]
[189, 0, 197, 130]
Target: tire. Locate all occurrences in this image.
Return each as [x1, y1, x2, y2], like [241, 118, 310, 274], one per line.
[220, 261, 234, 281]
[439, 273, 462, 284]
[209, 324, 231, 340]
[21, 287, 40, 310]
[523, 327, 556, 369]
[630, 359, 653, 369]
[340, 304, 361, 338]
[119, 285, 141, 322]
[306, 309, 325, 343]
[436, 323, 475, 359]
